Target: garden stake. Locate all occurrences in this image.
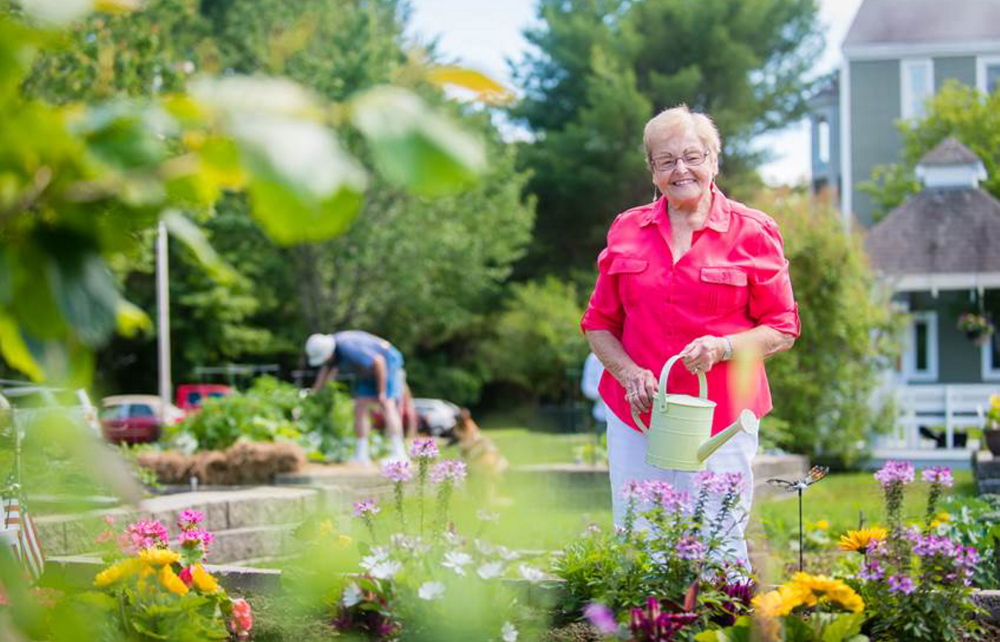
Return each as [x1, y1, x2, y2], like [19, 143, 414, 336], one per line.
[767, 466, 829, 572]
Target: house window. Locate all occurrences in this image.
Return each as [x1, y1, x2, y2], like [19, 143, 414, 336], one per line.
[902, 311, 938, 381]
[978, 56, 1000, 96]
[982, 329, 1000, 381]
[817, 119, 830, 164]
[901, 59, 934, 120]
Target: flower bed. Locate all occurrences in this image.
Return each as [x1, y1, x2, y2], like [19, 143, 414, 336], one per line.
[4, 457, 998, 640]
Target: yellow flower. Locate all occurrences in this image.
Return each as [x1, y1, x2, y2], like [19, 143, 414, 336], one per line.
[814, 519, 830, 531]
[990, 393, 1000, 410]
[838, 527, 888, 554]
[94, 558, 142, 587]
[336, 534, 353, 549]
[318, 519, 336, 538]
[190, 564, 220, 594]
[752, 589, 793, 618]
[138, 547, 181, 567]
[159, 564, 189, 596]
[787, 573, 864, 613]
[937, 511, 950, 522]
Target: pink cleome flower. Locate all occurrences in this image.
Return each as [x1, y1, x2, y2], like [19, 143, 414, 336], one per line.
[430, 460, 468, 484]
[409, 438, 439, 460]
[381, 461, 413, 483]
[353, 499, 381, 518]
[874, 461, 915, 488]
[920, 466, 954, 488]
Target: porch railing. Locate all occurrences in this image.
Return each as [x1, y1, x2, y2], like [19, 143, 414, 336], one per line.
[876, 384, 996, 450]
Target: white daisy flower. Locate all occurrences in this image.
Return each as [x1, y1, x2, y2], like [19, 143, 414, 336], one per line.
[502, 621, 518, 642]
[442, 551, 473, 576]
[341, 583, 362, 607]
[369, 559, 402, 580]
[476, 561, 504, 580]
[418, 581, 446, 600]
[518, 564, 546, 582]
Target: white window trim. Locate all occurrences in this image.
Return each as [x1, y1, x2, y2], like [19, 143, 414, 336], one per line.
[977, 55, 1000, 95]
[902, 311, 938, 382]
[981, 334, 1000, 381]
[901, 58, 934, 121]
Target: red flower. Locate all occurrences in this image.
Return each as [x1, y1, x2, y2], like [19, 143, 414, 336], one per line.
[178, 565, 193, 587]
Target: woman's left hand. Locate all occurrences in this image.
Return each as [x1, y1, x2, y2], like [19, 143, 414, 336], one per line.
[679, 336, 727, 374]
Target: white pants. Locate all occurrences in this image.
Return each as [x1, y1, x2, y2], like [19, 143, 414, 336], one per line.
[607, 410, 758, 569]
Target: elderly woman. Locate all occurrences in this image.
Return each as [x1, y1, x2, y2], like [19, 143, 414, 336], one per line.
[581, 105, 799, 567]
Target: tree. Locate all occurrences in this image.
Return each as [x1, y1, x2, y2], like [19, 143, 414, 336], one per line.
[756, 190, 902, 465]
[860, 81, 1000, 221]
[511, 0, 823, 276]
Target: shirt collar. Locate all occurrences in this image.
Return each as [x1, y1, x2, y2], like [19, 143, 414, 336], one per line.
[640, 184, 731, 233]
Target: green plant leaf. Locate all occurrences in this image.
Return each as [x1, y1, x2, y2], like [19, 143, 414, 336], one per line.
[0, 312, 44, 381]
[351, 86, 485, 196]
[189, 75, 323, 119]
[230, 116, 367, 244]
[44, 246, 119, 347]
[73, 102, 176, 172]
[162, 209, 236, 283]
[820, 612, 866, 642]
[115, 298, 151, 337]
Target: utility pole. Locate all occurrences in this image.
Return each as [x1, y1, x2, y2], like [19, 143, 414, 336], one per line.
[157, 220, 171, 422]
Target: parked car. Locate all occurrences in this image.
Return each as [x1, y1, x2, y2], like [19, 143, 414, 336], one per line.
[370, 397, 460, 437]
[100, 395, 184, 445]
[413, 398, 460, 437]
[175, 383, 233, 413]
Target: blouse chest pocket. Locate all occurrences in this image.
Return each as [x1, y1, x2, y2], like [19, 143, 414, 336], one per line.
[608, 257, 648, 307]
[698, 267, 749, 314]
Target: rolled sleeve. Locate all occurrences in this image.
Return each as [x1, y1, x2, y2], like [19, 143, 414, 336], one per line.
[581, 247, 625, 337]
[749, 222, 800, 337]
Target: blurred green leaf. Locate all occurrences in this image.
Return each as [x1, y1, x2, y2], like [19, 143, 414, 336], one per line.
[115, 298, 151, 337]
[0, 311, 44, 381]
[162, 209, 236, 283]
[351, 86, 486, 196]
[0, 246, 11, 305]
[73, 102, 175, 171]
[231, 116, 367, 244]
[43, 241, 119, 347]
[17, 0, 94, 26]
[189, 75, 322, 119]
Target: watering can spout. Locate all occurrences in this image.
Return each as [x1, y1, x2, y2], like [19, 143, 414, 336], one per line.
[696, 410, 759, 463]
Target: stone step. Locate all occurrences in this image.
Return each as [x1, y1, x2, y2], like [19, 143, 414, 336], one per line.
[36, 486, 321, 558]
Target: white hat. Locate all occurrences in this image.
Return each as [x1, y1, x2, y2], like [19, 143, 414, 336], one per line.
[305, 333, 336, 367]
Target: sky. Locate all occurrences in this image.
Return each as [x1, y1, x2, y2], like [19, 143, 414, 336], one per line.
[408, 0, 864, 185]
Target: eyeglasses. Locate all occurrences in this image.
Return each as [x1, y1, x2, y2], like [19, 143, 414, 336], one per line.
[650, 150, 710, 173]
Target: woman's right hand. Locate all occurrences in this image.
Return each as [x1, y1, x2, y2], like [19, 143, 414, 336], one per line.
[622, 366, 658, 415]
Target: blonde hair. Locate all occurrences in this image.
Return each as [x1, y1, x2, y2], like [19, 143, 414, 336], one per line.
[643, 105, 722, 169]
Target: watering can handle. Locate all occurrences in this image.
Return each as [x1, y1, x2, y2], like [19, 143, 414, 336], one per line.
[630, 355, 708, 433]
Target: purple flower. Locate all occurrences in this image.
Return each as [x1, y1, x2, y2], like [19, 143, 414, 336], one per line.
[179, 528, 215, 550]
[620, 479, 645, 501]
[676, 537, 707, 560]
[921, 466, 954, 488]
[584, 602, 618, 635]
[381, 461, 413, 483]
[641, 480, 691, 512]
[874, 461, 915, 487]
[887, 574, 916, 594]
[353, 499, 381, 518]
[694, 471, 728, 494]
[177, 509, 204, 531]
[124, 520, 169, 552]
[430, 460, 467, 484]
[860, 557, 884, 581]
[409, 438, 439, 460]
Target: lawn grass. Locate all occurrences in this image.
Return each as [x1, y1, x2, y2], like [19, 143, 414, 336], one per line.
[479, 427, 599, 466]
[751, 469, 976, 547]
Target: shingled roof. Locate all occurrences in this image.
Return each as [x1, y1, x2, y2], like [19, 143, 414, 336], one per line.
[920, 138, 981, 166]
[844, 0, 1000, 49]
[866, 188, 1000, 276]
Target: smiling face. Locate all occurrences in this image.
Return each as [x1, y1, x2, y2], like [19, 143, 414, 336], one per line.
[647, 127, 718, 208]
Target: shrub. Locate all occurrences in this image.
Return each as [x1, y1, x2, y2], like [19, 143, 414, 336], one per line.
[138, 441, 305, 485]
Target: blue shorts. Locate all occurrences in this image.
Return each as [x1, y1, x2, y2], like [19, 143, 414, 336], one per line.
[354, 348, 404, 400]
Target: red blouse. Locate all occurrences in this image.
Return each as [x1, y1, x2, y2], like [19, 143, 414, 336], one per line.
[580, 187, 800, 435]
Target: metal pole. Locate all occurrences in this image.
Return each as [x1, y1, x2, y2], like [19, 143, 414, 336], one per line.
[157, 221, 171, 423]
[798, 487, 804, 572]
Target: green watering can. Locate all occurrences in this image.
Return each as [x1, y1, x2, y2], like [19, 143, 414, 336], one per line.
[632, 355, 759, 471]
